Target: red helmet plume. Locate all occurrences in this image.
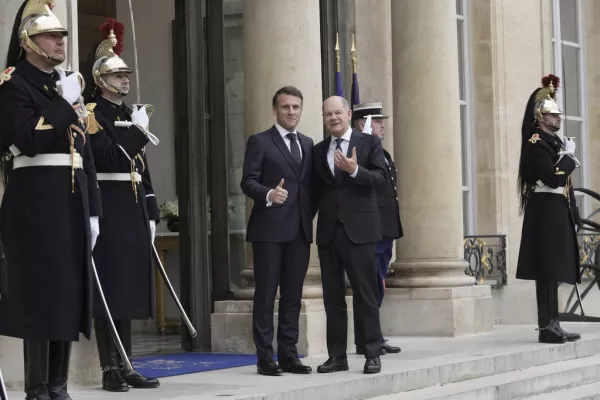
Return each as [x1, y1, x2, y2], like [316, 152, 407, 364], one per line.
[99, 18, 125, 56]
[541, 74, 560, 98]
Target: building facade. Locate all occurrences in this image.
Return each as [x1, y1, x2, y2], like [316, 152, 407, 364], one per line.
[0, 0, 599, 365]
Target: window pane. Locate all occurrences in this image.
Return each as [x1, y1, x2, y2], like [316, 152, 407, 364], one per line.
[565, 119, 582, 188]
[457, 20, 465, 101]
[224, 2, 246, 289]
[562, 45, 581, 117]
[456, 0, 463, 15]
[460, 104, 468, 186]
[463, 191, 470, 235]
[560, 0, 579, 43]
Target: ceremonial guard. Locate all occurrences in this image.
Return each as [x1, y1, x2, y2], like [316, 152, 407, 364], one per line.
[83, 18, 160, 392]
[352, 102, 402, 355]
[0, 1, 102, 399]
[517, 75, 582, 344]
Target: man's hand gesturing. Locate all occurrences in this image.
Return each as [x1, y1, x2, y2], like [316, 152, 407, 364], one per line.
[268, 179, 288, 204]
[334, 147, 358, 174]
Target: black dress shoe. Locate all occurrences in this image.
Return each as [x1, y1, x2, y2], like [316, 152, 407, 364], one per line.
[102, 368, 128, 392]
[121, 368, 160, 389]
[538, 323, 567, 344]
[317, 357, 349, 373]
[363, 357, 381, 374]
[257, 359, 283, 376]
[279, 357, 312, 374]
[356, 345, 386, 356]
[552, 321, 581, 342]
[382, 342, 401, 354]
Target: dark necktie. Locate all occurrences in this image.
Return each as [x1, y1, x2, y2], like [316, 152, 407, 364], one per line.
[287, 133, 302, 165]
[334, 138, 344, 181]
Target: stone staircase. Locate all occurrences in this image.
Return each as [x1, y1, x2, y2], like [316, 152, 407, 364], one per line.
[5, 324, 600, 400]
[365, 326, 600, 400]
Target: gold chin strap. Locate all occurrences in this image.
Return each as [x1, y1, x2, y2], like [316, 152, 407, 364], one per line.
[21, 31, 65, 65]
[94, 71, 122, 96]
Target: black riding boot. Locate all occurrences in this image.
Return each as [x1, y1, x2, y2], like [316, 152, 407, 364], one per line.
[47, 341, 71, 400]
[118, 320, 160, 389]
[94, 319, 128, 392]
[550, 284, 581, 341]
[536, 281, 567, 343]
[23, 340, 50, 400]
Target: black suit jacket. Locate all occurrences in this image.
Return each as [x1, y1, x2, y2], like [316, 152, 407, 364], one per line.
[241, 125, 314, 243]
[312, 130, 387, 245]
[377, 149, 403, 239]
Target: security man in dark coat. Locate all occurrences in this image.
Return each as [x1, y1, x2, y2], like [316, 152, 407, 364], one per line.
[352, 102, 403, 355]
[83, 19, 160, 392]
[517, 74, 581, 344]
[0, 1, 102, 399]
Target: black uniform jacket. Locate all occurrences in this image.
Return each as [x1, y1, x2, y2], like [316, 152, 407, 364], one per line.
[376, 149, 403, 240]
[0, 60, 102, 341]
[88, 95, 158, 320]
[516, 128, 580, 284]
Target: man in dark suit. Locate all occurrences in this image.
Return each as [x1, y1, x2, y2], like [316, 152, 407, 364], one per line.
[352, 102, 403, 356]
[312, 95, 387, 375]
[241, 86, 314, 376]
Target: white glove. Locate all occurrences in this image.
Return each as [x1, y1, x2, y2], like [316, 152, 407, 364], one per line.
[90, 216, 100, 250]
[564, 137, 576, 154]
[131, 106, 150, 131]
[56, 68, 81, 105]
[149, 220, 156, 243]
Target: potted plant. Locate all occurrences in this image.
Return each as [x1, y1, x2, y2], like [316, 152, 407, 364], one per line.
[159, 200, 179, 232]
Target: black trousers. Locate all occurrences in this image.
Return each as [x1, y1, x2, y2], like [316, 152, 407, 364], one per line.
[23, 340, 71, 400]
[252, 232, 310, 361]
[536, 280, 559, 328]
[318, 223, 382, 359]
[94, 319, 133, 369]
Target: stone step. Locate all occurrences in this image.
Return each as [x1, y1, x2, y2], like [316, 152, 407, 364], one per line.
[5, 325, 600, 399]
[523, 380, 600, 400]
[366, 353, 600, 400]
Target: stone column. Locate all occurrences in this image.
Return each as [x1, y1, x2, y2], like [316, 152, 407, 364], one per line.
[380, 0, 494, 336]
[233, 0, 323, 301]
[212, 0, 338, 356]
[354, 0, 394, 153]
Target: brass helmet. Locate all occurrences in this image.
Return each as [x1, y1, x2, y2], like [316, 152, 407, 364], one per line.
[19, 0, 68, 61]
[92, 19, 131, 95]
[534, 74, 562, 123]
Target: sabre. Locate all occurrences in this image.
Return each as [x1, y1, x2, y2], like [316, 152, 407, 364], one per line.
[91, 258, 134, 373]
[114, 121, 160, 145]
[0, 366, 7, 400]
[128, 0, 141, 104]
[151, 245, 197, 338]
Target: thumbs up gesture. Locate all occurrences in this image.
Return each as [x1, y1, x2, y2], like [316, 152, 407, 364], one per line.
[334, 146, 358, 174]
[268, 178, 288, 204]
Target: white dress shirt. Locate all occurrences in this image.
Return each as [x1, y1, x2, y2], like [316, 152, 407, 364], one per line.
[275, 123, 303, 159]
[328, 127, 359, 178]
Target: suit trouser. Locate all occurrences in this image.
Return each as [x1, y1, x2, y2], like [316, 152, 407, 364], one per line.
[251, 232, 310, 361]
[319, 223, 382, 359]
[353, 237, 393, 346]
[23, 340, 72, 400]
[94, 319, 133, 369]
[536, 280, 559, 328]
